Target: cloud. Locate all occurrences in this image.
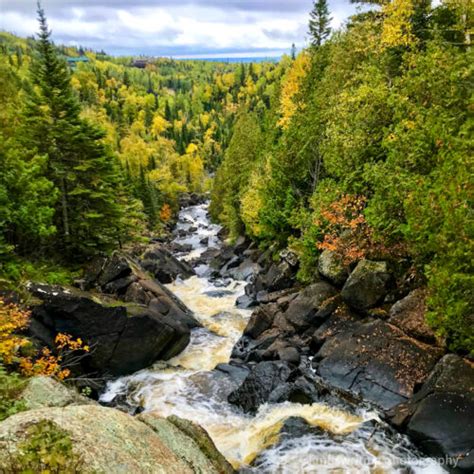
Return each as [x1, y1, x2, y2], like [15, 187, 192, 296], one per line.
[0, 1, 358, 56]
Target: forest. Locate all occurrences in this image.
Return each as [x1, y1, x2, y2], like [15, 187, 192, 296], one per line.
[211, 0, 473, 355]
[0, 1, 473, 472]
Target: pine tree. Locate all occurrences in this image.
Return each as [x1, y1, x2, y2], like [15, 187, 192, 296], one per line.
[291, 43, 297, 60]
[309, 0, 332, 47]
[22, 4, 129, 258]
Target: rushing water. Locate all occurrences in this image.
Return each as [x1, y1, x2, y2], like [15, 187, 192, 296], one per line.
[101, 203, 445, 473]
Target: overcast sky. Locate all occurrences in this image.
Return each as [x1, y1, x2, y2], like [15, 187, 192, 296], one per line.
[1, 1, 360, 58]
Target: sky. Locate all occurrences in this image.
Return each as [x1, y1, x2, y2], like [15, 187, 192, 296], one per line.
[0, 1, 360, 58]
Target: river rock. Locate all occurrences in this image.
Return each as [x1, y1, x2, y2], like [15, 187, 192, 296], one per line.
[140, 244, 195, 283]
[244, 304, 278, 339]
[138, 414, 234, 474]
[227, 361, 293, 413]
[282, 282, 337, 331]
[389, 354, 474, 473]
[28, 283, 192, 375]
[315, 319, 444, 411]
[388, 289, 437, 344]
[0, 405, 213, 474]
[341, 260, 393, 311]
[317, 250, 350, 286]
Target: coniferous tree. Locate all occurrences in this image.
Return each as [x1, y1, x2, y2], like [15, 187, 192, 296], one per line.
[22, 3, 129, 258]
[309, 0, 332, 47]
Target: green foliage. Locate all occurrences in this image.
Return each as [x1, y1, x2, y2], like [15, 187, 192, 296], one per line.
[309, 0, 332, 46]
[8, 419, 83, 473]
[211, 1, 473, 354]
[0, 365, 27, 421]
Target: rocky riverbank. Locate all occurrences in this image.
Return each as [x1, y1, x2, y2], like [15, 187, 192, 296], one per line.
[6, 198, 472, 473]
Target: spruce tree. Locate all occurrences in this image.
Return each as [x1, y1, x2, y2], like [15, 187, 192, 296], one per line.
[23, 3, 129, 258]
[309, 0, 332, 47]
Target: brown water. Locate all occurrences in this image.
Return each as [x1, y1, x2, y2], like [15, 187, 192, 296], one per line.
[101, 204, 445, 473]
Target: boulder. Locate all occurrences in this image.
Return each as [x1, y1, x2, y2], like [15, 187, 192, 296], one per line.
[341, 260, 392, 311]
[20, 377, 92, 411]
[315, 320, 444, 411]
[317, 250, 350, 286]
[282, 282, 337, 331]
[0, 405, 228, 474]
[138, 414, 234, 474]
[28, 283, 191, 375]
[227, 361, 293, 413]
[388, 289, 437, 344]
[244, 304, 279, 339]
[140, 244, 195, 283]
[389, 355, 474, 473]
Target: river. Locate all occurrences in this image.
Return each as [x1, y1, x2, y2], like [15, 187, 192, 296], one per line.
[101, 203, 445, 473]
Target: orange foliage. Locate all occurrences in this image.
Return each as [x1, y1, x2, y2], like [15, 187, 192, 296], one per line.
[0, 298, 89, 380]
[159, 203, 172, 223]
[316, 195, 406, 265]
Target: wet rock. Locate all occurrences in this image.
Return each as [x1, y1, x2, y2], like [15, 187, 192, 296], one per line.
[104, 275, 138, 295]
[140, 244, 195, 283]
[227, 259, 262, 281]
[231, 332, 279, 362]
[228, 361, 293, 413]
[389, 355, 474, 473]
[341, 260, 393, 311]
[244, 304, 278, 339]
[388, 289, 437, 344]
[28, 283, 192, 375]
[277, 346, 301, 365]
[282, 282, 337, 332]
[215, 363, 251, 387]
[310, 304, 360, 353]
[318, 250, 350, 286]
[263, 261, 296, 292]
[315, 319, 444, 411]
[236, 294, 257, 309]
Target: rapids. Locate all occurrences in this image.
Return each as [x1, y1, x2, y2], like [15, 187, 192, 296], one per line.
[100, 203, 446, 473]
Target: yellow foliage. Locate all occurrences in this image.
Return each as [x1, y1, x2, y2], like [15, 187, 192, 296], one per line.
[186, 143, 198, 154]
[278, 51, 310, 129]
[240, 168, 266, 238]
[151, 114, 170, 138]
[0, 299, 88, 380]
[382, 0, 416, 48]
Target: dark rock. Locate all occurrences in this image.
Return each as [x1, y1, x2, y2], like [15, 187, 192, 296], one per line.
[227, 259, 262, 281]
[141, 244, 195, 283]
[98, 253, 132, 287]
[233, 235, 249, 255]
[315, 319, 444, 411]
[263, 261, 295, 292]
[277, 346, 300, 365]
[267, 375, 319, 405]
[123, 282, 150, 305]
[227, 361, 293, 413]
[388, 289, 437, 344]
[27, 283, 192, 376]
[215, 363, 251, 387]
[236, 294, 257, 309]
[244, 304, 278, 339]
[389, 355, 474, 473]
[341, 260, 393, 311]
[231, 333, 279, 362]
[279, 249, 299, 268]
[282, 282, 337, 332]
[317, 250, 350, 286]
[310, 304, 360, 353]
[104, 275, 138, 295]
